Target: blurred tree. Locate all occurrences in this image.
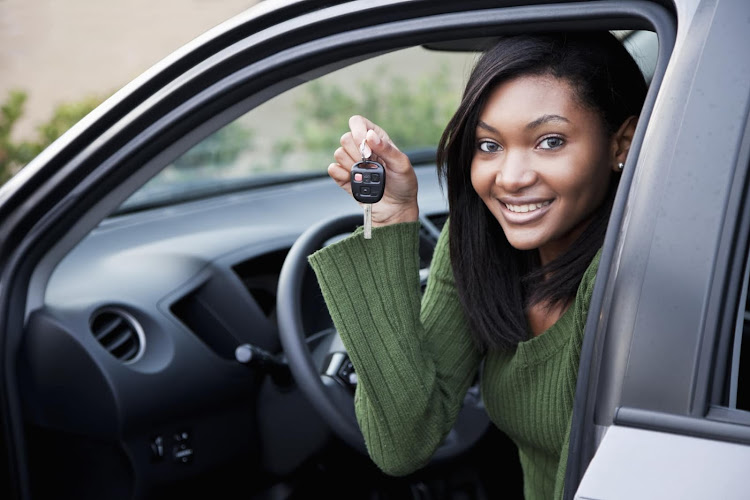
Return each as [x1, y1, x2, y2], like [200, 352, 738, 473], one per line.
[173, 123, 254, 169]
[0, 90, 101, 184]
[0, 91, 34, 183]
[287, 63, 459, 169]
[36, 95, 101, 147]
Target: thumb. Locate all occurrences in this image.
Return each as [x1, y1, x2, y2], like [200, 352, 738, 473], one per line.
[365, 129, 410, 174]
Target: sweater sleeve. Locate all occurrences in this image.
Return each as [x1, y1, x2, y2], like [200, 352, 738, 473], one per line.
[308, 220, 481, 476]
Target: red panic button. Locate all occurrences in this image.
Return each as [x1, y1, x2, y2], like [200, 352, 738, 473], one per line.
[354, 173, 363, 182]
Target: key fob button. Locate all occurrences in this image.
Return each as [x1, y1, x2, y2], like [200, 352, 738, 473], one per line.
[361, 186, 371, 195]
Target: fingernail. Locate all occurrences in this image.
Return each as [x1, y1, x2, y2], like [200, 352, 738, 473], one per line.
[365, 131, 381, 148]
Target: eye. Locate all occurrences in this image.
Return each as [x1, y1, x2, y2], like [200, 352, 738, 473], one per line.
[537, 136, 565, 150]
[477, 140, 502, 153]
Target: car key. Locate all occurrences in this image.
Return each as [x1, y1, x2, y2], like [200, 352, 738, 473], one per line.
[351, 140, 386, 239]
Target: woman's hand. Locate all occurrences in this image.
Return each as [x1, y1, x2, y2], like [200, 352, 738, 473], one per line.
[330, 115, 419, 226]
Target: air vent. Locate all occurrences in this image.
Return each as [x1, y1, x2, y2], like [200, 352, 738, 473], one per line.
[90, 308, 144, 363]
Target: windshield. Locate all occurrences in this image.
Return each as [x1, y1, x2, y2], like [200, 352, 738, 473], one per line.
[118, 46, 476, 213]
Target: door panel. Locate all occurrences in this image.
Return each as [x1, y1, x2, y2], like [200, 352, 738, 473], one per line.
[576, 425, 750, 500]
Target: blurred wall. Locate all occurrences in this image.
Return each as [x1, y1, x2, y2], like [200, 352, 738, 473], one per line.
[0, 0, 258, 140]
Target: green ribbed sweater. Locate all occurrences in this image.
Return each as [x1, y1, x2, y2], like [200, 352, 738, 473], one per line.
[308, 220, 600, 500]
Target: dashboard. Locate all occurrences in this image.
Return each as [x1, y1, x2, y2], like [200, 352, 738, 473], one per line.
[18, 164, 448, 498]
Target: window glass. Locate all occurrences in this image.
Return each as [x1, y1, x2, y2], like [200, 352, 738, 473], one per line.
[120, 46, 477, 212]
[120, 31, 657, 213]
[621, 30, 658, 84]
[727, 243, 750, 410]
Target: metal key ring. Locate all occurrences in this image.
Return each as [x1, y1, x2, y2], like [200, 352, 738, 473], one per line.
[359, 139, 371, 162]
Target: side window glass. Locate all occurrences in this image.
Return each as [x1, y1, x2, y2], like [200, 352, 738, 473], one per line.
[620, 29, 658, 84]
[728, 247, 750, 410]
[722, 147, 750, 413]
[120, 47, 476, 212]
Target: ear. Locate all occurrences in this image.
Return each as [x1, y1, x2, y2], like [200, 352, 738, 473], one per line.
[610, 115, 638, 172]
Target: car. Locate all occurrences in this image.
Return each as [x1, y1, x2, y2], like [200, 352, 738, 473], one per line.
[1, 0, 749, 499]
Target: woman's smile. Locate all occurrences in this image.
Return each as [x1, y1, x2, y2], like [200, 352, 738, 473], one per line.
[499, 198, 553, 224]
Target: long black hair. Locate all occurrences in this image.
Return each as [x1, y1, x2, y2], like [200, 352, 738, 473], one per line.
[437, 32, 647, 351]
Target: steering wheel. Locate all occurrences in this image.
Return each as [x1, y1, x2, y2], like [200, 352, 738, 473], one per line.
[276, 212, 490, 462]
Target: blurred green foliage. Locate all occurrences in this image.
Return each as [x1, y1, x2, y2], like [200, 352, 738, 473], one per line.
[173, 122, 254, 170]
[167, 63, 460, 179]
[1, 62, 460, 193]
[0, 90, 100, 184]
[288, 63, 459, 166]
[37, 95, 101, 147]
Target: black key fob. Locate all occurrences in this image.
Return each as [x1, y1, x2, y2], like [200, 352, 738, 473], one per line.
[351, 160, 386, 203]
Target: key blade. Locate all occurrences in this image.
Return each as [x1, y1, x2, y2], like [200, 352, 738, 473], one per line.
[364, 204, 372, 240]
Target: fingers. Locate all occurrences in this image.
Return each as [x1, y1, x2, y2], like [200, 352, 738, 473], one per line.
[348, 115, 391, 157]
[334, 144, 358, 169]
[338, 132, 385, 169]
[328, 163, 352, 194]
[344, 116, 411, 174]
[338, 133, 360, 165]
[333, 116, 413, 201]
[331, 116, 418, 220]
[363, 129, 411, 175]
[349, 115, 388, 143]
[348, 115, 369, 145]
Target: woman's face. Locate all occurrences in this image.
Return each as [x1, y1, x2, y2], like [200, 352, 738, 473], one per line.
[470, 74, 616, 265]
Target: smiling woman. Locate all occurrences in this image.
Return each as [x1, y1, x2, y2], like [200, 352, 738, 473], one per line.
[309, 31, 647, 499]
[440, 32, 646, 350]
[470, 76, 619, 263]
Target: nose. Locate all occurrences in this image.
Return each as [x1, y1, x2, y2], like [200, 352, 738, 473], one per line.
[495, 150, 537, 192]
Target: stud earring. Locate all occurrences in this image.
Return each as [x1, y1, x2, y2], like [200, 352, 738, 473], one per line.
[617, 162, 624, 171]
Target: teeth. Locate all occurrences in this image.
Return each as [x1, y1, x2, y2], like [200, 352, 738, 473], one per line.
[504, 201, 550, 213]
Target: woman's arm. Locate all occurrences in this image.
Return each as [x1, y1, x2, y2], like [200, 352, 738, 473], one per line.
[308, 219, 481, 476]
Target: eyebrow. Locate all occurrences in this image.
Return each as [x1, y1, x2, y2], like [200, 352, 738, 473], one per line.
[476, 114, 570, 135]
[477, 121, 499, 133]
[525, 114, 570, 130]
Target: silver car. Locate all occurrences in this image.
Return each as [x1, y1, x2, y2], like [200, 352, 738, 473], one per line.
[0, 0, 747, 499]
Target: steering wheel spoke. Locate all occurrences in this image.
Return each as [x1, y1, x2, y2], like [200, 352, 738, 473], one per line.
[323, 352, 357, 391]
[306, 327, 356, 389]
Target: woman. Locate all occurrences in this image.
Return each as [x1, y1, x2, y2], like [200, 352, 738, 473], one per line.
[308, 32, 647, 499]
